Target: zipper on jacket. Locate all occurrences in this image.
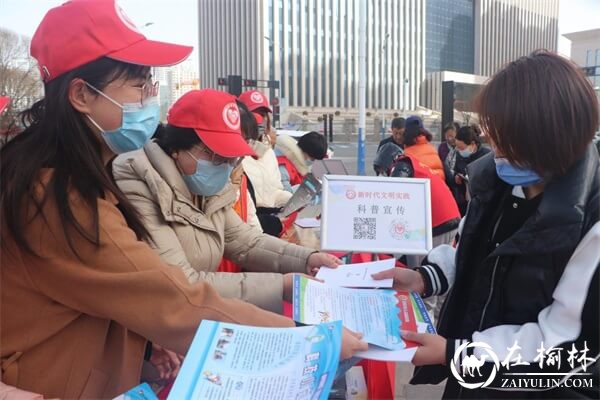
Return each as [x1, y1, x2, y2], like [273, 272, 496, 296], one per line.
[478, 257, 500, 331]
[478, 210, 504, 331]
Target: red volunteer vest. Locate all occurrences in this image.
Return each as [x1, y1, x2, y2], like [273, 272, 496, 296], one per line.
[399, 155, 460, 229]
[276, 155, 304, 186]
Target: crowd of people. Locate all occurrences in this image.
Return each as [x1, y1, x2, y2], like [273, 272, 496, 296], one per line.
[1, 1, 598, 399]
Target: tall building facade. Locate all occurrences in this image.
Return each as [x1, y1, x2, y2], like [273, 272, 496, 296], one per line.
[153, 61, 200, 121]
[563, 29, 600, 89]
[426, 0, 474, 74]
[474, 0, 559, 77]
[198, 0, 425, 111]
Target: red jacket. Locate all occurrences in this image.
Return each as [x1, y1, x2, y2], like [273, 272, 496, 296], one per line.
[404, 136, 446, 180]
[393, 155, 460, 234]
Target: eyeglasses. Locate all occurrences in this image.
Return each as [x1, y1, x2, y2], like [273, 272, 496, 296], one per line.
[128, 80, 159, 107]
[189, 144, 242, 167]
[87, 79, 159, 108]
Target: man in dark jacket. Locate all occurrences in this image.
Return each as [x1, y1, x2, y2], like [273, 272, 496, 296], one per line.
[375, 117, 405, 174]
[377, 117, 405, 150]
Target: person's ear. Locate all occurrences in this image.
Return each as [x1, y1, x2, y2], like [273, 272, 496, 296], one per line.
[68, 78, 94, 114]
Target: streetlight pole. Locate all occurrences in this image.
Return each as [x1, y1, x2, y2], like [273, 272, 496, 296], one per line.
[380, 33, 390, 141]
[381, 33, 390, 110]
[357, 0, 367, 175]
[264, 36, 275, 101]
[402, 78, 409, 113]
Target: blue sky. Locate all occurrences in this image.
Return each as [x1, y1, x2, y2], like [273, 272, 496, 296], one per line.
[1, 0, 599, 66]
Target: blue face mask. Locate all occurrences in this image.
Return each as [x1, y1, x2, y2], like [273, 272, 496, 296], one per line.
[85, 83, 159, 154]
[458, 149, 473, 158]
[182, 154, 234, 197]
[458, 146, 474, 158]
[494, 157, 544, 186]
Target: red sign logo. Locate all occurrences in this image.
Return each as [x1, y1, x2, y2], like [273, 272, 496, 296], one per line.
[222, 103, 240, 130]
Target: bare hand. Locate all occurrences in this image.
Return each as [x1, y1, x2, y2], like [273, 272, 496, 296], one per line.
[230, 164, 244, 185]
[340, 327, 369, 359]
[402, 331, 446, 366]
[371, 267, 425, 294]
[306, 252, 342, 275]
[149, 344, 183, 381]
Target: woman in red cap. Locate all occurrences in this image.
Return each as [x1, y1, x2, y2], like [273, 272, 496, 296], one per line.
[112, 89, 342, 314]
[0, 2, 366, 399]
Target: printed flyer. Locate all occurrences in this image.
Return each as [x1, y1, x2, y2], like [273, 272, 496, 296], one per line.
[410, 292, 436, 334]
[168, 320, 342, 400]
[292, 276, 417, 350]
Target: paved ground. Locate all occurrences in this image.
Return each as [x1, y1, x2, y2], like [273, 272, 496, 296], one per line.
[329, 142, 380, 176]
[395, 364, 446, 400]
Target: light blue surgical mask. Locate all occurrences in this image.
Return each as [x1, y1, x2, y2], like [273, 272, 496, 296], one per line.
[85, 82, 159, 154]
[494, 157, 543, 186]
[305, 159, 314, 167]
[458, 148, 474, 158]
[182, 152, 234, 196]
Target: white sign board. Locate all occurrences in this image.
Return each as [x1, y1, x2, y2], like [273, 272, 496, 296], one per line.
[321, 175, 433, 255]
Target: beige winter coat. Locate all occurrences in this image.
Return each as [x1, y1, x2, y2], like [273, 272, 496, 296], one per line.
[242, 140, 292, 208]
[275, 134, 309, 176]
[112, 142, 315, 313]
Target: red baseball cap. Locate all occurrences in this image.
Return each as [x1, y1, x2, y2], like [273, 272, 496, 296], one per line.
[167, 89, 256, 158]
[0, 97, 9, 114]
[31, 0, 193, 82]
[238, 90, 272, 124]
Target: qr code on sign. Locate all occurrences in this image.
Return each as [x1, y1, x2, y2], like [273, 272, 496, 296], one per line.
[353, 217, 376, 240]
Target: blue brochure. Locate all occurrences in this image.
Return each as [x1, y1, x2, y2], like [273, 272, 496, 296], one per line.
[113, 383, 157, 400]
[168, 320, 343, 400]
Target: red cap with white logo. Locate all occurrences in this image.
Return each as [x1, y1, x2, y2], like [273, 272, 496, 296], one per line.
[238, 90, 272, 124]
[167, 89, 256, 158]
[30, 0, 193, 82]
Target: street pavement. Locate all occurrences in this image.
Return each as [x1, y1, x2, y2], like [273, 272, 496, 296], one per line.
[329, 142, 380, 176]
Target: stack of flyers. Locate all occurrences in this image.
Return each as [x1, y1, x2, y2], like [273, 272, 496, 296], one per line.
[292, 274, 436, 362]
[168, 320, 343, 400]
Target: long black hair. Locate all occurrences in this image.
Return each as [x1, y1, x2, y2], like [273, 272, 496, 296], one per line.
[1, 57, 151, 257]
[237, 100, 259, 142]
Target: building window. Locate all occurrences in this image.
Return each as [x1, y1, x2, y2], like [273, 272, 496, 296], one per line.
[586, 50, 594, 66]
[596, 49, 600, 66]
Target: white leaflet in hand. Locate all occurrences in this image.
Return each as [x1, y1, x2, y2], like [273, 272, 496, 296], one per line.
[353, 317, 427, 362]
[315, 258, 395, 288]
[294, 217, 321, 228]
[355, 346, 417, 362]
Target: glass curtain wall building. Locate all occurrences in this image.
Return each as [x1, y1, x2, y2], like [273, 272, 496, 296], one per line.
[198, 0, 425, 110]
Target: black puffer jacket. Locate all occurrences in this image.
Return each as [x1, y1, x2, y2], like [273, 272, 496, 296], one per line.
[412, 145, 600, 399]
